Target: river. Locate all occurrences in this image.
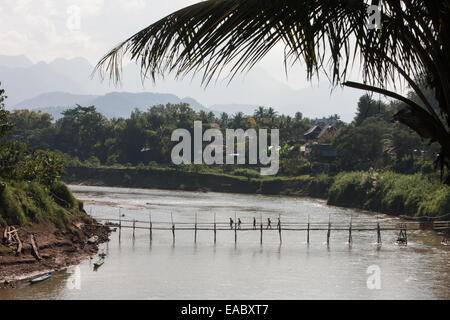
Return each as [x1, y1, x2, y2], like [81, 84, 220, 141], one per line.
[1, 185, 449, 300]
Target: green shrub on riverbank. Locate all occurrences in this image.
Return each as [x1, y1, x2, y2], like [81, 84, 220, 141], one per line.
[50, 181, 76, 209]
[328, 171, 450, 217]
[0, 181, 77, 228]
[64, 165, 449, 218]
[417, 186, 450, 217]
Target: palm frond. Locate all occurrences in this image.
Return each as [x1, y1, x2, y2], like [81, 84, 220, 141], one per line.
[96, 0, 450, 182]
[96, 0, 371, 86]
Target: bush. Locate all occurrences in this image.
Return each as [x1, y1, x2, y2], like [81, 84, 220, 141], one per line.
[420, 161, 434, 174]
[24, 182, 53, 222]
[328, 171, 449, 218]
[77, 200, 84, 212]
[0, 184, 27, 225]
[50, 181, 76, 209]
[280, 158, 311, 176]
[66, 156, 83, 167]
[309, 174, 334, 198]
[328, 172, 367, 208]
[53, 207, 70, 230]
[106, 154, 119, 166]
[148, 161, 158, 168]
[418, 186, 450, 217]
[231, 168, 260, 179]
[137, 162, 146, 170]
[85, 156, 101, 167]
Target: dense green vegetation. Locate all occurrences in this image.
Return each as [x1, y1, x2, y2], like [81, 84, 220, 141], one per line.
[0, 84, 85, 227]
[328, 171, 450, 218]
[64, 165, 449, 219]
[5, 82, 450, 218]
[7, 92, 442, 177]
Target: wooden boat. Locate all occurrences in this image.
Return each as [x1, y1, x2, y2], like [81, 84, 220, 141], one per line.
[87, 235, 99, 244]
[30, 272, 52, 284]
[93, 257, 105, 269]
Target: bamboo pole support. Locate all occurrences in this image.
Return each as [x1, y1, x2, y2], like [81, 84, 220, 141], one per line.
[377, 222, 381, 244]
[149, 213, 152, 242]
[260, 213, 263, 245]
[278, 215, 282, 244]
[260, 222, 263, 245]
[194, 213, 198, 244]
[118, 209, 122, 242]
[214, 213, 217, 244]
[171, 213, 175, 244]
[348, 215, 353, 245]
[172, 224, 175, 244]
[327, 215, 331, 245]
[307, 215, 310, 244]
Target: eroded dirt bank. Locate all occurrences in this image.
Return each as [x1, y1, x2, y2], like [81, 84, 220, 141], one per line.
[0, 219, 111, 287]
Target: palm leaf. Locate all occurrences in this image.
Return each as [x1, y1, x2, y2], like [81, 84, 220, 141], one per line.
[96, 0, 450, 182]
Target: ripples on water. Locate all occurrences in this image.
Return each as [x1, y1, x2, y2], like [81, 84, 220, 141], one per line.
[1, 186, 449, 300]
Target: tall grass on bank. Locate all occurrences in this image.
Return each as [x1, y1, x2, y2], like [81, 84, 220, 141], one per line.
[0, 181, 81, 228]
[328, 171, 450, 217]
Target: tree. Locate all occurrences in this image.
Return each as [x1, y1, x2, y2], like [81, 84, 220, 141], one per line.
[8, 110, 56, 150]
[96, 0, 450, 183]
[332, 118, 388, 170]
[56, 105, 109, 161]
[0, 83, 14, 139]
[354, 94, 391, 126]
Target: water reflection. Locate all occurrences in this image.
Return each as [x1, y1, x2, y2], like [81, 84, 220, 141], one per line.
[1, 185, 448, 300]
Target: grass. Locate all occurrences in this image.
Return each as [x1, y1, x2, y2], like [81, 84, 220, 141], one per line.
[0, 180, 81, 228]
[328, 171, 450, 217]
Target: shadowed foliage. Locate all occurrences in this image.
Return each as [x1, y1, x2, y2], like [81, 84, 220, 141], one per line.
[96, 0, 449, 183]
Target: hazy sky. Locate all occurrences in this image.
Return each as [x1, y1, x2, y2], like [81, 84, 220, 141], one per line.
[0, 0, 366, 91]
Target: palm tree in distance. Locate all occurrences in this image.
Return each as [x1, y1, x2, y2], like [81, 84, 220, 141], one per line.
[96, 0, 450, 184]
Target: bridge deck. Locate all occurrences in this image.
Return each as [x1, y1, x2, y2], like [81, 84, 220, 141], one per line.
[89, 216, 450, 245]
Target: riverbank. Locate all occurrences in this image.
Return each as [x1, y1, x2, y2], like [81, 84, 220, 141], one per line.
[64, 166, 330, 198]
[64, 166, 450, 219]
[0, 180, 111, 286]
[0, 220, 110, 286]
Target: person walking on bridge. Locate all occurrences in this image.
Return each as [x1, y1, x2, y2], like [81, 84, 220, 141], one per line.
[253, 217, 257, 230]
[229, 218, 234, 230]
[267, 218, 272, 230]
[238, 218, 242, 229]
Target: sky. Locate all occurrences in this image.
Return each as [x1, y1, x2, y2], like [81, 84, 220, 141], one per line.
[0, 0, 408, 122]
[0, 0, 366, 91]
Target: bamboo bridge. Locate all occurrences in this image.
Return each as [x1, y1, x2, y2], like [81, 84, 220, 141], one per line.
[92, 213, 450, 246]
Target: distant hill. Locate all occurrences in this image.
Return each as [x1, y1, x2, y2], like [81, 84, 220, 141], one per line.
[14, 92, 97, 110]
[0, 54, 361, 121]
[0, 55, 33, 68]
[13, 91, 209, 119]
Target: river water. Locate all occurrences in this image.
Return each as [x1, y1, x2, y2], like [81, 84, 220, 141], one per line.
[1, 186, 449, 300]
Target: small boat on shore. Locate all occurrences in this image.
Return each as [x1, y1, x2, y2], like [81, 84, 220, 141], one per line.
[30, 272, 52, 284]
[93, 257, 105, 269]
[88, 235, 99, 244]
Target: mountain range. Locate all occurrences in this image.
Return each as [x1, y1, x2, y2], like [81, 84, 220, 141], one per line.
[13, 92, 209, 119]
[0, 54, 362, 121]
